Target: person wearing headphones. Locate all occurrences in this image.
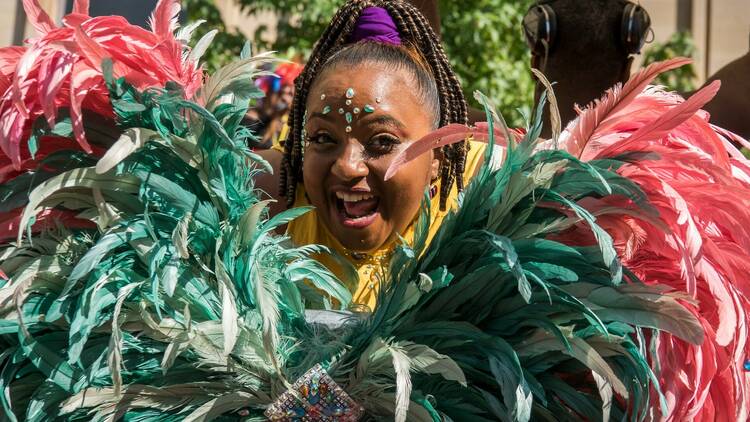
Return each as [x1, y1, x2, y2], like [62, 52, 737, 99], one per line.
[701, 33, 750, 140]
[523, 0, 651, 137]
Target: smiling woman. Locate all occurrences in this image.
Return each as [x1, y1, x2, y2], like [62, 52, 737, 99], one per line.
[303, 46, 439, 252]
[256, 1, 485, 309]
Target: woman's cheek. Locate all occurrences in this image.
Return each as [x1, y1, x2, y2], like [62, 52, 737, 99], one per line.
[383, 173, 427, 224]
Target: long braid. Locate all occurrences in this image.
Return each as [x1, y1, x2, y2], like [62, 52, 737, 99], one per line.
[386, 2, 469, 208]
[280, 0, 468, 210]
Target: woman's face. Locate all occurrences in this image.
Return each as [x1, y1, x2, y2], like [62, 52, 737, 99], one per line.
[303, 63, 438, 253]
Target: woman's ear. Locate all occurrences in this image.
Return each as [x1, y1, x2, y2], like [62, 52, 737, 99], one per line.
[430, 149, 442, 181]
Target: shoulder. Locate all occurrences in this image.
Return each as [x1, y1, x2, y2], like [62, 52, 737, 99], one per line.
[465, 140, 487, 179]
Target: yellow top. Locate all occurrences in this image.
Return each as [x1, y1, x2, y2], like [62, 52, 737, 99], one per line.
[275, 139, 486, 311]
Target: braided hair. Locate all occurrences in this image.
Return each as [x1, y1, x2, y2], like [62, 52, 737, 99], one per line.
[280, 0, 469, 210]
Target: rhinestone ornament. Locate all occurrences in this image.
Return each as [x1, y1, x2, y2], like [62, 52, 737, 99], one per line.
[265, 364, 364, 421]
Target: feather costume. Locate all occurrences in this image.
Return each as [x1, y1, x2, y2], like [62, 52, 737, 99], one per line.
[0, 1, 744, 421]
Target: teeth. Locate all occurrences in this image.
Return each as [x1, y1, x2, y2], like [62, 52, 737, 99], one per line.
[335, 192, 374, 202]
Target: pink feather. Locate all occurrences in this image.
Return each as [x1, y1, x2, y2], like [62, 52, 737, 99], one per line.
[38, 52, 74, 127]
[68, 60, 98, 153]
[594, 81, 722, 162]
[149, 0, 181, 39]
[22, 0, 56, 35]
[0, 208, 95, 241]
[557, 78, 750, 420]
[0, 1, 205, 168]
[384, 123, 516, 181]
[72, 0, 89, 15]
[566, 57, 693, 157]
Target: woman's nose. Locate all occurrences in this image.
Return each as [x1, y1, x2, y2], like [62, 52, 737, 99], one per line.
[331, 141, 369, 181]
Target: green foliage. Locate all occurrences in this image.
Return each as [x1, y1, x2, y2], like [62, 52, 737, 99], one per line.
[182, 0, 535, 126]
[182, 0, 247, 73]
[439, 0, 535, 126]
[642, 31, 698, 93]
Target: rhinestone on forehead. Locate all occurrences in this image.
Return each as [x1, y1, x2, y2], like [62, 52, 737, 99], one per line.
[316, 87, 378, 133]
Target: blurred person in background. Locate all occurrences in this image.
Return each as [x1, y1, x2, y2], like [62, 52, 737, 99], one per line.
[244, 61, 304, 149]
[523, 0, 652, 137]
[701, 33, 750, 140]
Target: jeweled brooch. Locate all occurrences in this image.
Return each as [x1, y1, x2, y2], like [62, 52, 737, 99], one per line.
[265, 364, 364, 421]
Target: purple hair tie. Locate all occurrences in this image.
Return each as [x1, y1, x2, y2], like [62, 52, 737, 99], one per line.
[349, 7, 402, 45]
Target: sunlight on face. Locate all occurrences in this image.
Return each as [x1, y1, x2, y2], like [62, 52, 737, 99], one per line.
[302, 63, 438, 252]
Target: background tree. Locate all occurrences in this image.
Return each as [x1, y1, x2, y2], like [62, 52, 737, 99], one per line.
[641, 31, 698, 94]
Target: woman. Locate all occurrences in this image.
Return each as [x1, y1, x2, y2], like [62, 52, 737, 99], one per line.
[256, 1, 484, 310]
[1, 0, 743, 420]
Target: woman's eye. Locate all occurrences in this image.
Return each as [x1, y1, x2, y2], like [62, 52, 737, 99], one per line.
[368, 135, 400, 154]
[307, 133, 336, 146]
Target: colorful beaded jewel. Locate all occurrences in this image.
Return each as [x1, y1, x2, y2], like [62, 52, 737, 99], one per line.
[265, 364, 364, 421]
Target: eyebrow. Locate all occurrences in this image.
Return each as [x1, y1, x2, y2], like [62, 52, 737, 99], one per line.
[362, 115, 407, 131]
[309, 111, 335, 121]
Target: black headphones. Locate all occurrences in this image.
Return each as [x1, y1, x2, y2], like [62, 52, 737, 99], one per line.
[523, 0, 652, 57]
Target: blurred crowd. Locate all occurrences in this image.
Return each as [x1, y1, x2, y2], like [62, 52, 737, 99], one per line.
[242, 61, 304, 149]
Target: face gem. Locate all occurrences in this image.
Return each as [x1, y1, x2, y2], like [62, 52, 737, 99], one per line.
[353, 107, 361, 114]
[322, 105, 331, 115]
[375, 97, 382, 103]
[345, 99, 352, 106]
[345, 112, 353, 124]
[320, 94, 326, 100]
[345, 88, 355, 98]
[338, 108, 345, 114]
[363, 105, 375, 113]
[345, 126, 352, 133]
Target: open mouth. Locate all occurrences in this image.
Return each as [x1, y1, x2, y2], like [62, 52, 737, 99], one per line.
[334, 191, 380, 229]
